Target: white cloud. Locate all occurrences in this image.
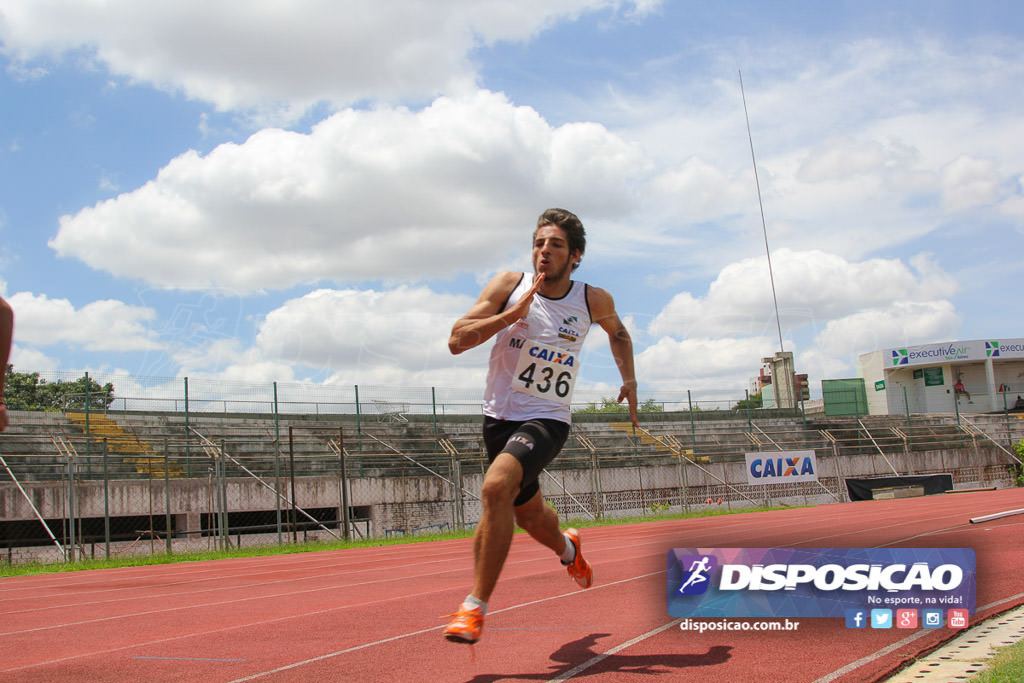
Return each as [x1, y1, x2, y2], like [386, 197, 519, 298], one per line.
[635, 335, 778, 393]
[651, 157, 751, 224]
[172, 338, 250, 375]
[8, 11, 1024, 398]
[7, 292, 161, 351]
[8, 345, 58, 372]
[813, 300, 961, 360]
[0, 0, 656, 115]
[254, 286, 470, 374]
[606, 35, 1024, 277]
[639, 249, 963, 392]
[940, 155, 1001, 212]
[795, 347, 853, 386]
[648, 249, 957, 339]
[163, 284, 482, 388]
[797, 136, 921, 183]
[48, 91, 646, 292]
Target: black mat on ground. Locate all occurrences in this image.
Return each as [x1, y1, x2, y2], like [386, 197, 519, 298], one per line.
[845, 474, 954, 502]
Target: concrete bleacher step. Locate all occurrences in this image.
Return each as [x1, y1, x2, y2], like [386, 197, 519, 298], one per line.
[65, 413, 185, 477]
[606, 422, 709, 462]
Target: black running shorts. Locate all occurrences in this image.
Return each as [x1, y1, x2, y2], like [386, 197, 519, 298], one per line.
[482, 416, 570, 506]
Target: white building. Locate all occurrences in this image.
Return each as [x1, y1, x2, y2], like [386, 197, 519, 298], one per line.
[858, 338, 1024, 415]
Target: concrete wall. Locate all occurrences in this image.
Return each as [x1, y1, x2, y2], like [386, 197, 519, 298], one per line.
[3, 443, 1015, 547]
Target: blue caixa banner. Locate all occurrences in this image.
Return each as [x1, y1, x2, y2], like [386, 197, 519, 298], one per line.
[667, 548, 976, 619]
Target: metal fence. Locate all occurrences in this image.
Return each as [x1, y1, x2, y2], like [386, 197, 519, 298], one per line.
[2, 401, 1022, 566]
[7, 370, 785, 417]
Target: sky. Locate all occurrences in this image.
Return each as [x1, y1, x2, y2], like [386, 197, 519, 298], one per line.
[1, 0, 1023, 407]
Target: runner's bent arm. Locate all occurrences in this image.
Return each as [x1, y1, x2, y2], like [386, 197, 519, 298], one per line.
[448, 272, 544, 355]
[588, 286, 639, 426]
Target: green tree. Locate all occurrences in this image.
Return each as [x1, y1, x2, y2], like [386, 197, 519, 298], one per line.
[1012, 440, 1024, 487]
[733, 393, 763, 410]
[4, 366, 114, 411]
[575, 396, 663, 414]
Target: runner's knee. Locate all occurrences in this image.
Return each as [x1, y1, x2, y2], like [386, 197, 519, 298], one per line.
[513, 495, 550, 532]
[480, 474, 518, 507]
[514, 505, 543, 532]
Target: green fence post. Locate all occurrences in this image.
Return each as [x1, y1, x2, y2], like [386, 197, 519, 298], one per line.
[83, 373, 93, 476]
[288, 426, 298, 544]
[432, 386, 438, 439]
[354, 385, 362, 454]
[339, 428, 350, 541]
[102, 437, 110, 560]
[72, 371, 88, 562]
[687, 389, 697, 453]
[745, 389, 752, 432]
[164, 439, 172, 555]
[1003, 391, 1011, 447]
[274, 382, 282, 545]
[355, 385, 361, 435]
[184, 377, 191, 477]
[219, 440, 230, 550]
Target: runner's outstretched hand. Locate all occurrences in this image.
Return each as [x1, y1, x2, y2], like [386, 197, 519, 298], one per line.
[618, 380, 639, 428]
[507, 272, 545, 320]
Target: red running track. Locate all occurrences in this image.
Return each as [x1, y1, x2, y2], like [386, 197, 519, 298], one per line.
[1, 488, 1023, 683]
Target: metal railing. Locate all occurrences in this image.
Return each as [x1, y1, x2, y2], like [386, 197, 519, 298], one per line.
[1, 408, 1021, 566]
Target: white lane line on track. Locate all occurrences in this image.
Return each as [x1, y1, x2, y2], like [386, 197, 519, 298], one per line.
[0, 546, 472, 605]
[0, 519, 791, 628]
[811, 631, 934, 683]
[0, 530, 663, 635]
[0, 550, 485, 620]
[0, 580, 496, 674]
[221, 570, 666, 683]
[0, 559, 484, 638]
[810, 591, 1024, 682]
[133, 656, 248, 662]
[9, 494, 1021, 677]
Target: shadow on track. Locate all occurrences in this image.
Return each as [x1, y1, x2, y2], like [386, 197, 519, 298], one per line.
[462, 632, 732, 682]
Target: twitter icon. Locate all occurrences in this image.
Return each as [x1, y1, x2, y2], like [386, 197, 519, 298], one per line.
[871, 609, 893, 629]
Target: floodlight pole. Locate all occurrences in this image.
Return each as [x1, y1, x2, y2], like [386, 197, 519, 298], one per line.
[739, 70, 785, 354]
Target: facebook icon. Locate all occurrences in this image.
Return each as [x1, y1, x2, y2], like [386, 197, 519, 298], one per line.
[845, 609, 867, 629]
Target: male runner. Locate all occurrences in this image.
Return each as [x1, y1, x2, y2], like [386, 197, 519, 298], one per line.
[444, 208, 638, 644]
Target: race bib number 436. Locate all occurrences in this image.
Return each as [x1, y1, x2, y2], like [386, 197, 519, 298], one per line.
[512, 339, 578, 405]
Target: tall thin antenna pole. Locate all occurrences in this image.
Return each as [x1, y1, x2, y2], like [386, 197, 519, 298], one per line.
[739, 69, 785, 354]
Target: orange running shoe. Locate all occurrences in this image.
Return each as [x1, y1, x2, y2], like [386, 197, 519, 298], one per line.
[443, 605, 484, 644]
[564, 528, 593, 588]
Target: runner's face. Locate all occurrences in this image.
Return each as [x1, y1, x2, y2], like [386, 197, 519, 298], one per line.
[533, 225, 579, 281]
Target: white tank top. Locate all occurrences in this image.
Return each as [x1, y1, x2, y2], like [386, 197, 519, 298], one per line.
[483, 274, 592, 423]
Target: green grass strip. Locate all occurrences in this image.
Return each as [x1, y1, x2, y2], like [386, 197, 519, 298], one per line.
[967, 638, 1024, 682]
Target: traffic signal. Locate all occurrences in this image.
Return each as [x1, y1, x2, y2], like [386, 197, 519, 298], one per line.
[795, 373, 810, 401]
